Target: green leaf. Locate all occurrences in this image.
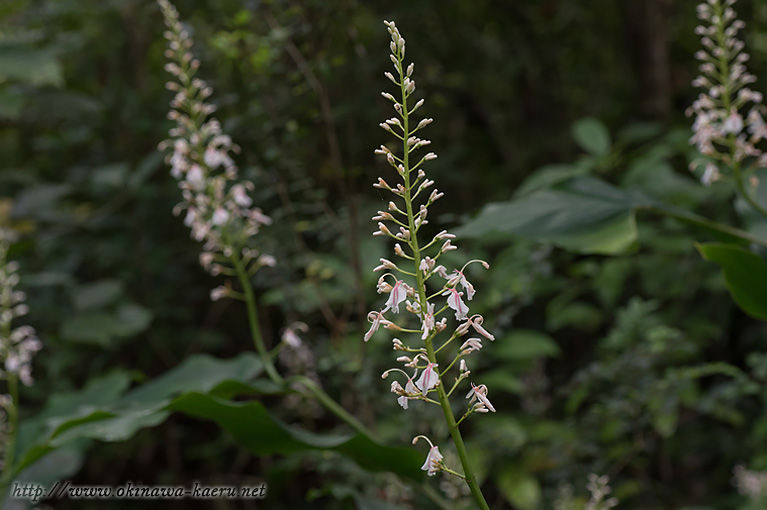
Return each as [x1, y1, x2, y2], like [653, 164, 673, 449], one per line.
[458, 175, 767, 256]
[73, 280, 124, 310]
[12, 354, 264, 475]
[696, 243, 767, 320]
[572, 117, 610, 156]
[111, 304, 153, 337]
[12, 354, 423, 483]
[0, 47, 63, 87]
[495, 330, 560, 360]
[60, 312, 120, 345]
[169, 393, 423, 480]
[496, 466, 541, 510]
[457, 177, 648, 255]
[514, 163, 591, 197]
[0, 89, 25, 119]
[59, 303, 152, 345]
[1, 447, 84, 509]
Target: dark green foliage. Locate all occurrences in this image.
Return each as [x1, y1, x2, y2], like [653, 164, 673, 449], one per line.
[3, 0, 767, 509]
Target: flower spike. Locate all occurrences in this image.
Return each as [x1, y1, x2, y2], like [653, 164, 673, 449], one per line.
[364, 20, 493, 508]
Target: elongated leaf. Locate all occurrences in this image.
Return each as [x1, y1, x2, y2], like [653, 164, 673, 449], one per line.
[495, 330, 561, 360]
[12, 354, 423, 483]
[169, 393, 423, 480]
[13, 354, 264, 474]
[457, 177, 649, 254]
[496, 466, 542, 510]
[696, 243, 767, 320]
[457, 175, 767, 255]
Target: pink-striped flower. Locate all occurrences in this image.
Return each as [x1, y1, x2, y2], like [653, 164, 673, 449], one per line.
[416, 362, 439, 392]
[449, 270, 476, 301]
[412, 435, 444, 476]
[385, 280, 407, 314]
[364, 311, 383, 342]
[443, 288, 469, 320]
[466, 383, 496, 413]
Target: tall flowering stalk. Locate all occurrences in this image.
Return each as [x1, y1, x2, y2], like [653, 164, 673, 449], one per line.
[0, 228, 42, 483]
[158, 0, 371, 441]
[367, 20, 493, 508]
[158, 0, 281, 383]
[688, 0, 767, 216]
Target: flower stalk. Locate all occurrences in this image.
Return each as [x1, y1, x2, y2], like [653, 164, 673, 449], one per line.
[0, 228, 42, 485]
[689, 0, 767, 216]
[157, 2, 415, 476]
[368, 21, 493, 508]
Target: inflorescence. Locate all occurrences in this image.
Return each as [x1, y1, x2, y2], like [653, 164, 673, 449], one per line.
[366, 20, 496, 483]
[688, 0, 767, 186]
[158, 0, 275, 299]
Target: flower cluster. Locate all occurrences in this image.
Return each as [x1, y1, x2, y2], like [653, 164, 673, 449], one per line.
[585, 474, 619, 510]
[688, 0, 767, 185]
[366, 20, 495, 482]
[733, 464, 767, 499]
[158, 0, 274, 288]
[0, 228, 41, 388]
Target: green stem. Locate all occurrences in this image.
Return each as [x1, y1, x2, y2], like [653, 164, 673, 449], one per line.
[1, 374, 18, 485]
[396, 51, 490, 510]
[231, 253, 282, 385]
[231, 257, 448, 508]
[290, 375, 371, 438]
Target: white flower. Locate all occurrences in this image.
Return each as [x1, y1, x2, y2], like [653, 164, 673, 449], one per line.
[231, 184, 253, 207]
[450, 269, 476, 300]
[701, 162, 720, 185]
[385, 280, 407, 314]
[210, 286, 227, 301]
[459, 338, 483, 355]
[443, 288, 469, 320]
[396, 377, 418, 409]
[421, 302, 435, 340]
[211, 207, 229, 226]
[723, 111, 744, 134]
[364, 311, 383, 342]
[416, 362, 439, 392]
[466, 383, 495, 413]
[412, 435, 444, 476]
[282, 322, 308, 348]
[186, 164, 205, 190]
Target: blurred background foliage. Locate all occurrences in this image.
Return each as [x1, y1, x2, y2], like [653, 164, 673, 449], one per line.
[3, 0, 767, 508]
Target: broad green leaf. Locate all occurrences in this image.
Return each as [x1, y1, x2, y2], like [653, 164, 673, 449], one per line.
[458, 175, 767, 255]
[622, 153, 706, 207]
[73, 280, 124, 310]
[496, 466, 541, 510]
[60, 312, 120, 345]
[120, 353, 265, 408]
[0, 48, 63, 87]
[59, 303, 152, 345]
[111, 304, 153, 337]
[572, 117, 610, 156]
[169, 393, 423, 480]
[12, 354, 423, 483]
[12, 184, 71, 219]
[481, 370, 523, 394]
[12, 354, 264, 474]
[457, 177, 647, 255]
[0, 447, 84, 510]
[495, 330, 560, 360]
[514, 163, 590, 197]
[696, 243, 767, 320]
